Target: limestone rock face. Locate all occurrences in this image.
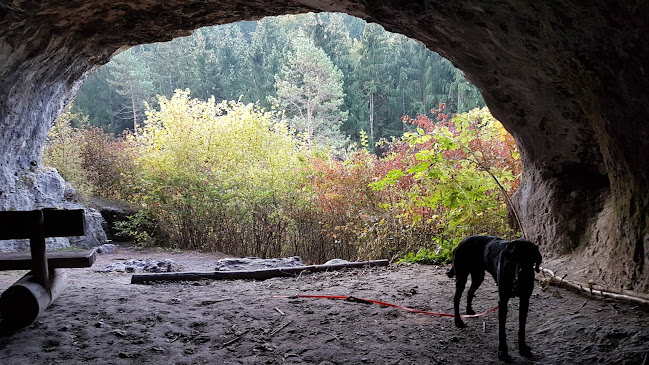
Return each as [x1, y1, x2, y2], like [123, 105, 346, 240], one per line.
[0, 165, 108, 251]
[0, 1, 647, 290]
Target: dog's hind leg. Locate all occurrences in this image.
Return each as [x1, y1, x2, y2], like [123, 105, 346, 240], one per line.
[518, 296, 533, 358]
[453, 274, 468, 328]
[466, 270, 484, 315]
[498, 297, 511, 361]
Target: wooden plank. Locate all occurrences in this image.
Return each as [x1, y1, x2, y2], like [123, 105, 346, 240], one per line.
[0, 249, 96, 271]
[131, 259, 389, 284]
[0, 209, 85, 240]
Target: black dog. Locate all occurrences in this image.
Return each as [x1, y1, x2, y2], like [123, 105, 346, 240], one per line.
[446, 235, 542, 361]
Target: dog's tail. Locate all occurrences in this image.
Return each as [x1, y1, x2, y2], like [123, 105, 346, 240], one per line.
[446, 266, 455, 278]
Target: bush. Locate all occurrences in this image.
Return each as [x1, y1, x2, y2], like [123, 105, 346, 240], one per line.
[48, 95, 520, 264]
[370, 106, 520, 261]
[113, 210, 161, 247]
[79, 128, 140, 201]
[43, 104, 94, 198]
[133, 90, 310, 254]
[397, 245, 453, 265]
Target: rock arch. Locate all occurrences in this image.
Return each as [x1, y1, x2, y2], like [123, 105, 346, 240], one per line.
[1, 1, 647, 291]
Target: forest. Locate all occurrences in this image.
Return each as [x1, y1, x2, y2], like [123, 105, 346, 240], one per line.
[73, 13, 485, 147]
[52, 13, 519, 263]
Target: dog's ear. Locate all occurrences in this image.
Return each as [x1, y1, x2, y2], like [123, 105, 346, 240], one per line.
[505, 241, 519, 259]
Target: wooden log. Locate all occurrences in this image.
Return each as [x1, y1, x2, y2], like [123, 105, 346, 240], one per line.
[0, 269, 68, 328]
[131, 259, 389, 284]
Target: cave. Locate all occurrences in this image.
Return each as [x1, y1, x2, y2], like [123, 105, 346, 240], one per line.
[1, 1, 647, 292]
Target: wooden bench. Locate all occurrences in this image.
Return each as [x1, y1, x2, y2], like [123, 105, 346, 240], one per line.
[0, 249, 96, 271]
[0, 209, 94, 328]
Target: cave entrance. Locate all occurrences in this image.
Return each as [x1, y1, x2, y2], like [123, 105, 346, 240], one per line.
[1, 2, 648, 291]
[48, 13, 521, 264]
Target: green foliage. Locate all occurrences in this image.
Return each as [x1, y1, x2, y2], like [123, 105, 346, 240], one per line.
[369, 107, 521, 260]
[48, 90, 519, 264]
[113, 211, 160, 247]
[397, 246, 452, 265]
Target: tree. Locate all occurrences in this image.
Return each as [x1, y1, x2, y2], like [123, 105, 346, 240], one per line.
[248, 18, 290, 108]
[353, 23, 393, 144]
[106, 50, 155, 133]
[274, 32, 347, 147]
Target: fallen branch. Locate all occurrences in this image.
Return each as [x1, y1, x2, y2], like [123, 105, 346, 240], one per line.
[221, 330, 248, 348]
[130, 259, 389, 284]
[538, 267, 649, 307]
[270, 320, 293, 337]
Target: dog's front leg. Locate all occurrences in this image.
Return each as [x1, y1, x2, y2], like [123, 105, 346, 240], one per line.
[498, 297, 510, 361]
[518, 296, 533, 358]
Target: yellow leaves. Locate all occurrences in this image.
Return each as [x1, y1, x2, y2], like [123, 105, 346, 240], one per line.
[134, 89, 308, 203]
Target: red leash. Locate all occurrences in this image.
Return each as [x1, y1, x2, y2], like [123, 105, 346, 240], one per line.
[274, 294, 498, 318]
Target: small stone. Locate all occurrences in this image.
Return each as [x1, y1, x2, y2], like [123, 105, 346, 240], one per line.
[96, 243, 116, 254]
[118, 351, 139, 359]
[111, 329, 128, 338]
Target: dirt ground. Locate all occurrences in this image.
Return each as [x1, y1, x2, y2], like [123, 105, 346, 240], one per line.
[1, 245, 648, 365]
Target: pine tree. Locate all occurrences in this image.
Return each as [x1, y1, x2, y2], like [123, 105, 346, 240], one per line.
[106, 50, 154, 133]
[249, 18, 290, 108]
[274, 32, 347, 146]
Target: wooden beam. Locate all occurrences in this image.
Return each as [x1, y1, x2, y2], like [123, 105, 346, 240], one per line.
[0, 249, 97, 271]
[0, 209, 85, 240]
[131, 259, 390, 284]
[29, 210, 49, 288]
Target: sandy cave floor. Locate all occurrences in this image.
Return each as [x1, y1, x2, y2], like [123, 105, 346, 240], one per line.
[0, 245, 648, 365]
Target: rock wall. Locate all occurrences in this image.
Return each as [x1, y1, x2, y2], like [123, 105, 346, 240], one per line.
[1, 1, 647, 291]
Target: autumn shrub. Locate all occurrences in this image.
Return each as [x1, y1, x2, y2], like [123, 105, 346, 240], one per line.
[298, 149, 423, 260]
[133, 90, 310, 255]
[298, 106, 521, 262]
[42, 105, 94, 198]
[370, 106, 521, 260]
[43, 104, 141, 203]
[79, 128, 140, 201]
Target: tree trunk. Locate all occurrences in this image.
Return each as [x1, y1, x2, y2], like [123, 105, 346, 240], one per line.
[369, 92, 374, 141]
[128, 78, 138, 133]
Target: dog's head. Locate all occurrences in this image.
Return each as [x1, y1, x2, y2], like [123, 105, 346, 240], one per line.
[506, 239, 542, 296]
